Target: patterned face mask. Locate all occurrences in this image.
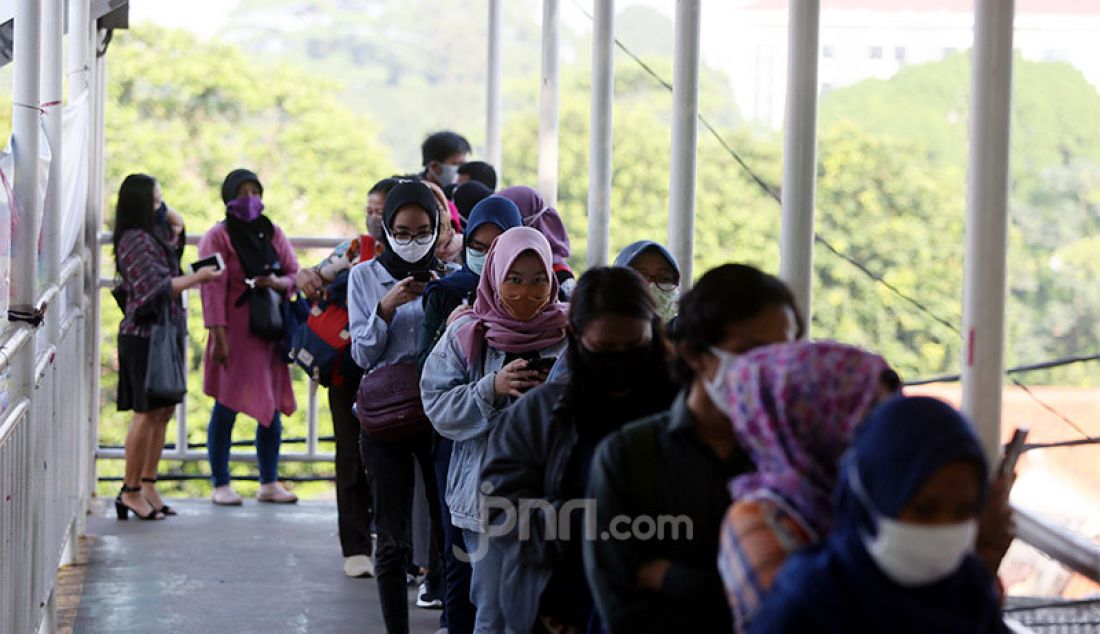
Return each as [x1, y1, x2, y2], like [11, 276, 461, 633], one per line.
[649, 282, 680, 322]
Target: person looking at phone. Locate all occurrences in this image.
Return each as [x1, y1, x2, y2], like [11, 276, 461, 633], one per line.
[199, 168, 300, 506]
[348, 180, 446, 634]
[479, 267, 680, 633]
[113, 174, 221, 521]
[749, 397, 1010, 633]
[420, 226, 569, 633]
[414, 196, 524, 633]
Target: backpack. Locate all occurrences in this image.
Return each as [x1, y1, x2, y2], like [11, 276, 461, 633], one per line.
[289, 237, 372, 386]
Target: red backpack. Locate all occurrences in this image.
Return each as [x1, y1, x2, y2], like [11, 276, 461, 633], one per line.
[290, 236, 376, 387]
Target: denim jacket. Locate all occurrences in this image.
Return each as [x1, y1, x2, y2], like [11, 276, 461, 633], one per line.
[420, 315, 566, 532]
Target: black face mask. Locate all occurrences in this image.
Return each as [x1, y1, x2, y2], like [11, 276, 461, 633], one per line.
[576, 344, 654, 396]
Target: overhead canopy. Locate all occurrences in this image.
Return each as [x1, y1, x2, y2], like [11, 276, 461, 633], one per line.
[0, 0, 129, 68]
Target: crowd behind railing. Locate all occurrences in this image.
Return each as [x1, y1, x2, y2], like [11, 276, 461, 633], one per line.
[109, 130, 1019, 633]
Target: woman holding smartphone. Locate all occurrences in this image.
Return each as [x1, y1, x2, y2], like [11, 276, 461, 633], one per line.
[114, 174, 220, 520]
[420, 226, 569, 632]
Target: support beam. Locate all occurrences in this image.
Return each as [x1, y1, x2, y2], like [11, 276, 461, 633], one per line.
[11, 2, 43, 631]
[42, 0, 64, 348]
[668, 0, 701, 287]
[962, 0, 1015, 462]
[537, 0, 560, 207]
[778, 0, 821, 334]
[68, 0, 92, 98]
[485, 0, 503, 172]
[586, 0, 614, 268]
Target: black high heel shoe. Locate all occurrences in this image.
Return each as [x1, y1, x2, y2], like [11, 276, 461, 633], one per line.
[142, 477, 177, 516]
[116, 485, 164, 520]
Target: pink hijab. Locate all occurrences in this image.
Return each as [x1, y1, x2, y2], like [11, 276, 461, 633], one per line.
[455, 227, 569, 364]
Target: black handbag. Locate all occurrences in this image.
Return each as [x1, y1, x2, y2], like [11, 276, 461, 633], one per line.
[238, 283, 285, 341]
[144, 302, 187, 402]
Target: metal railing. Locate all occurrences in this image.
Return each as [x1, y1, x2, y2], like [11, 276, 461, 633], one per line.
[0, 254, 91, 634]
[93, 232, 344, 467]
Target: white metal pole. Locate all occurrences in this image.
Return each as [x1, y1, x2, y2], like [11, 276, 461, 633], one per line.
[668, 0, 701, 288]
[486, 0, 503, 172]
[67, 0, 91, 99]
[778, 0, 821, 335]
[86, 27, 109, 505]
[11, 3, 43, 631]
[537, 0, 560, 206]
[587, 0, 614, 268]
[42, 0, 64, 348]
[962, 0, 1015, 462]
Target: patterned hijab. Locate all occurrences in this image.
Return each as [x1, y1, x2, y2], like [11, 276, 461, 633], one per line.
[722, 341, 891, 538]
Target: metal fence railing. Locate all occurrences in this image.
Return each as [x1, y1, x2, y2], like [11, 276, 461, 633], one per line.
[93, 233, 344, 467]
[0, 254, 91, 634]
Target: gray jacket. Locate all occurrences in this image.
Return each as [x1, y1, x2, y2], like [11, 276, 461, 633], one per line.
[420, 315, 566, 532]
[481, 377, 578, 634]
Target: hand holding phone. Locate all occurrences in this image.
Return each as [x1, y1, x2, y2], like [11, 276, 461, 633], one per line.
[409, 270, 433, 283]
[190, 252, 225, 274]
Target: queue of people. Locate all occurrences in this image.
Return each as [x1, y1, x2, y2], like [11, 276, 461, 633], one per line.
[112, 129, 1016, 633]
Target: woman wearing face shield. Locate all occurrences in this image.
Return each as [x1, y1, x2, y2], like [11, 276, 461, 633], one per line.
[480, 267, 681, 633]
[749, 397, 1009, 634]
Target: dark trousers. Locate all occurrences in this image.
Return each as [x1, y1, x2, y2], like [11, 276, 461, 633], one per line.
[434, 434, 475, 634]
[360, 428, 443, 634]
[329, 381, 373, 557]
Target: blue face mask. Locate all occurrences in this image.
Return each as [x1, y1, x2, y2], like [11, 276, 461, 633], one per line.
[466, 247, 488, 275]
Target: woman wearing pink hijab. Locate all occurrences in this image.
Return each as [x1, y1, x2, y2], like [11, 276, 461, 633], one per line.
[420, 226, 569, 633]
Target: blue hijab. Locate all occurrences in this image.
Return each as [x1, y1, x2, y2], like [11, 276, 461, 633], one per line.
[612, 240, 681, 281]
[750, 397, 1006, 634]
[424, 196, 523, 303]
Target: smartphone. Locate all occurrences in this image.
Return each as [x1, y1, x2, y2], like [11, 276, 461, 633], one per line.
[190, 252, 225, 274]
[409, 270, 432, 283]
[998, 428, 1029, 477]
[525, 356, 557, 374]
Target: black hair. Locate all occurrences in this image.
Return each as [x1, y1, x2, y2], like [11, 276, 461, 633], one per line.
[456, 161, 497, 191]
[565, 267, 678, 418]
[369, 178, 399, 197]
[421, 131, 472, 166]
[112, 173, 157, 264]
[670, 263, 806, 383]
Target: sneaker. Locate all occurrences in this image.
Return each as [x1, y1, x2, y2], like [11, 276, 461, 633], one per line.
[416, 581, 443, 610]
[343, 555, 375, 578]
[212, 485, 242, 506]
[256, 483, 298, 504]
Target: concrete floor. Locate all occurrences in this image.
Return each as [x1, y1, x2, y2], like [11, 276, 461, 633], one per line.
[74, 499, 442, 634]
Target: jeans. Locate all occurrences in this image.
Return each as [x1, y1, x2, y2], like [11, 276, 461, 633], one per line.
[435, 435, 474, 634]
[329, 381, 373, 557]
[463, 528, 506, 634]
[207, 401, 282, 486]
[360, 429, 443, 634]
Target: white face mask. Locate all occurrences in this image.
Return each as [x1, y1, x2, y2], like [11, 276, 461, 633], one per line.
[434, 163, 460, 187]
[849, 462, 977, 587]
[384, 226, 436, 264]
[702, 346, 739, 418]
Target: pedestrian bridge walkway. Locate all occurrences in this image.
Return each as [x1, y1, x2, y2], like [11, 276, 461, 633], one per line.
[69, 499, 439, 634]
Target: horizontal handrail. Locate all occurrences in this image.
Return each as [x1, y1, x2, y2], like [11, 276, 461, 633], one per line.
[97, 231, 345, 250]
[0, 398, 30, 450]
[95, 447, 335, 463]
[0, 326, 34, 375]
[1013, 504, 1100, 583]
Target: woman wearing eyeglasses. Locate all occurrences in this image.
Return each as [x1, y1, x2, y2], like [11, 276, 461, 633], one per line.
[613, 241, 682, 324]
[347, 180, 448, 634]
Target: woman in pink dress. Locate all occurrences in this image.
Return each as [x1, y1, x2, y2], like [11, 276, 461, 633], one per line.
[198, 168, 299, 505]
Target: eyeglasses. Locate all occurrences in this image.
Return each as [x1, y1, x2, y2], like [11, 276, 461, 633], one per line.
[643, 275, 679, 292]
[390, 231, 436, 246]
